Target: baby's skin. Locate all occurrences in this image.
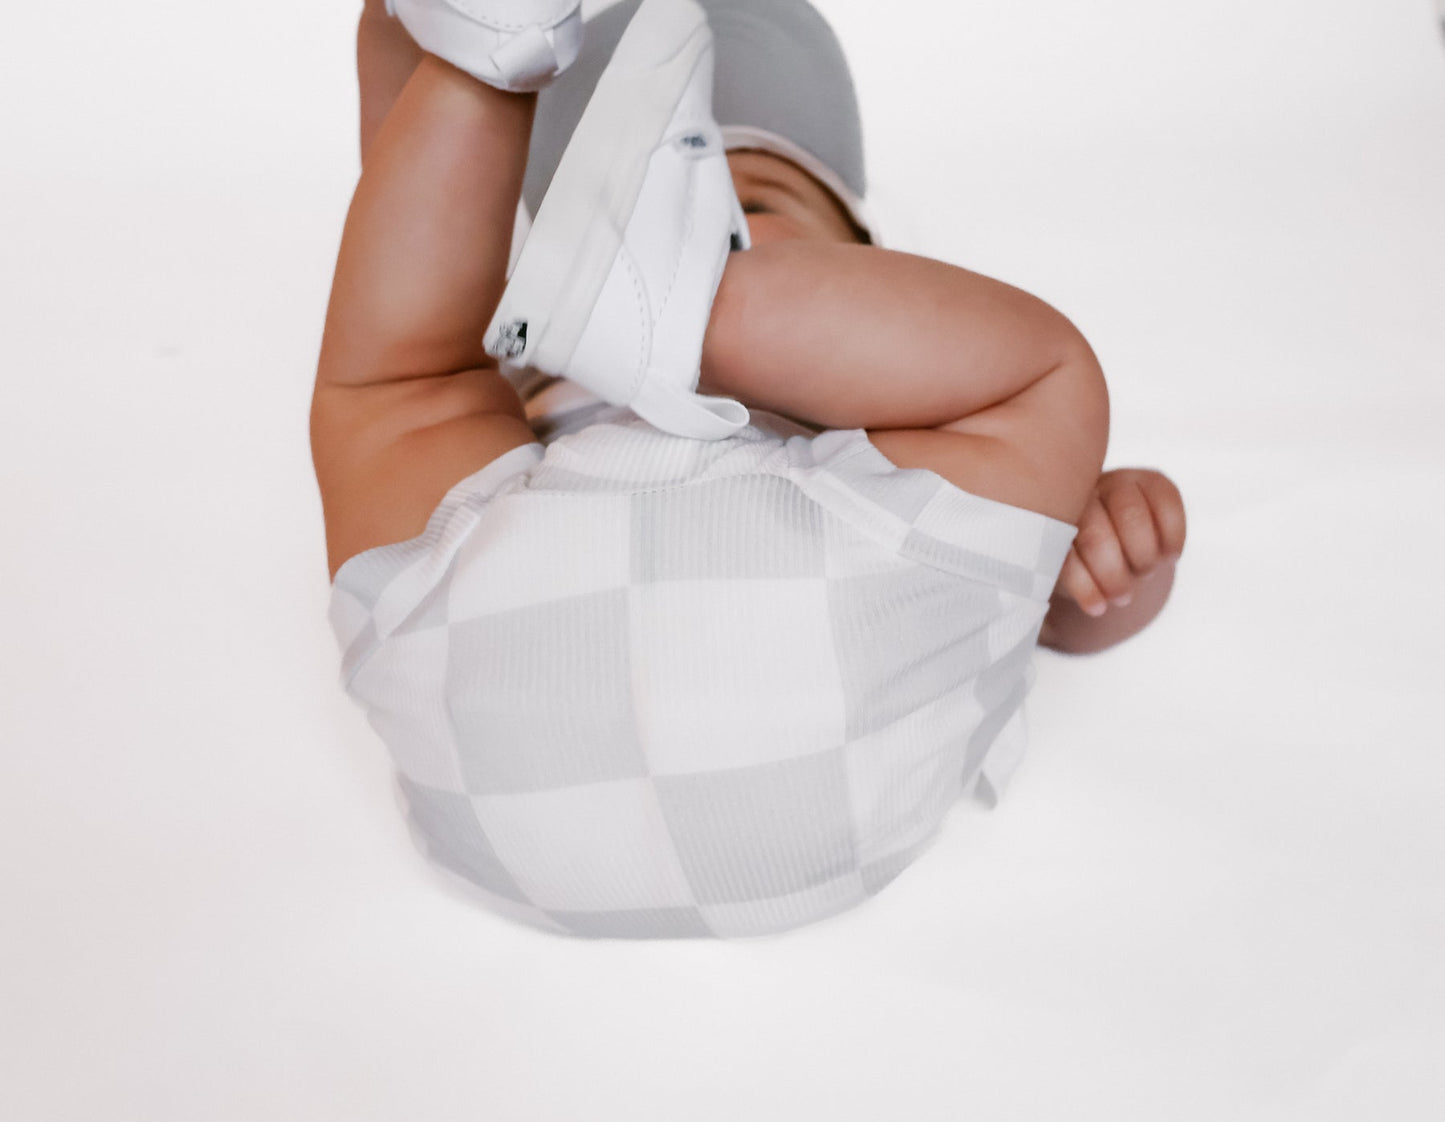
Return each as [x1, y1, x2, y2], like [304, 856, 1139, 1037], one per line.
[329, 0, 1188, 655]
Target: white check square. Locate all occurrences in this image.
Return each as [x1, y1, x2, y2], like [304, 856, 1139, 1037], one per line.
[351, 628, 467, 794]
[446, 492, 632, 619]
[629, 579, 848, 775]
[472, 780, 695, 912]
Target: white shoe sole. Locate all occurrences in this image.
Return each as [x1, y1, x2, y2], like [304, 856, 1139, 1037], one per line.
[484, 0, 727, 382]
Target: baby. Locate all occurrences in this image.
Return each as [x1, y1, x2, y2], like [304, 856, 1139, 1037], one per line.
[315, 0, 1187, 939]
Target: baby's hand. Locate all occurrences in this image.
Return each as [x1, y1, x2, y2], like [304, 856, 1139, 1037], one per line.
[1057, 469, 1187, 617]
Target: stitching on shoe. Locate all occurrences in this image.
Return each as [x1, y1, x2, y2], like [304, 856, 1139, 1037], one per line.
[450, 0, 576, 33]
[653, 164, 698, 325]
[617, 249, 651, 399]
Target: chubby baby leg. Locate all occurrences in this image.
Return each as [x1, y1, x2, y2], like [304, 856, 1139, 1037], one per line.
[701, 241, 1087, 430]
[313, 55, 540, 574]
[698, 240, 1108, 525]
[358, 0, 426, 162]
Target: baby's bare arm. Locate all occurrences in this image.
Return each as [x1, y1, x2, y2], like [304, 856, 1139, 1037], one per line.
[699, 240, 1109, 526]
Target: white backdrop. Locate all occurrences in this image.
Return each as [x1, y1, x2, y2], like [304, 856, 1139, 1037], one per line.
[3, 1, 1444, 1118]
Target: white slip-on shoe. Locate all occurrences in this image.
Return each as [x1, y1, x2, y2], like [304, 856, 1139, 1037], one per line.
[387, 0, 584, 93]
[483, 0, 752, 441]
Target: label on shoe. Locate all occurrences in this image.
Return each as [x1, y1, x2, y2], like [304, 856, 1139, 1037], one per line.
[670, 127, 723, 161]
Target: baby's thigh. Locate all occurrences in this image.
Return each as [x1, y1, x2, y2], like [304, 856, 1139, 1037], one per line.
[313, 369, 536, 579]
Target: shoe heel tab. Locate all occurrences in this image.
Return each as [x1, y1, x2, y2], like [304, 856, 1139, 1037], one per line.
[631, 381, 750, 441]
[491, 25, 559, 89]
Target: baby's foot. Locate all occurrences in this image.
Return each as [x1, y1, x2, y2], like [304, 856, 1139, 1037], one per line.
[484, 0, 751, 440]
[387, 0, 583, 92]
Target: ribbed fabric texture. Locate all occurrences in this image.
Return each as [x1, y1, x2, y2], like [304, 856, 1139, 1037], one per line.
[330, 409, 1075, 940]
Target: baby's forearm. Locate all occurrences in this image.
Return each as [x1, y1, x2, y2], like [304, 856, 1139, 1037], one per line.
[700, 241, 1094, 432]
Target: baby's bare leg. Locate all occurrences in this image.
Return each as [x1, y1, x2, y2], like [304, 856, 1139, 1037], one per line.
[313, 54, 541, 571]
[702, 241, 1092, 429]
[358, 0, 425, 162]
[699, 240, 1108, 524]
[319, 56, 535, 387]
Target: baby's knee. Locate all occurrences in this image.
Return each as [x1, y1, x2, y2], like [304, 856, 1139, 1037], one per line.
[1055, 334, 1110, 475]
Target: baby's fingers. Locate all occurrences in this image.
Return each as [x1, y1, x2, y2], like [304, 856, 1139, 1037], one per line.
[1140, 472, 1188, 557]
[1057, 547, 1108, 617]
[1072, 495, 1135, 608]
[1101, 478, 1164, 574]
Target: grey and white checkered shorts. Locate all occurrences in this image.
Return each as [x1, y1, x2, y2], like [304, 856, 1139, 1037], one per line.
[330, 410, 1076, 939]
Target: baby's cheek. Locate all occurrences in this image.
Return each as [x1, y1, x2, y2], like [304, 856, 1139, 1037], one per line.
[742, 213, 809, 247]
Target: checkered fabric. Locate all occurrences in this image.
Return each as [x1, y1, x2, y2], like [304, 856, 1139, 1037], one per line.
[329, 406, 1075, 939]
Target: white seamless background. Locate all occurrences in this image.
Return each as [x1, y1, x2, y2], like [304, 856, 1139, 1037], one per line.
[2, 1, 1443, 1120]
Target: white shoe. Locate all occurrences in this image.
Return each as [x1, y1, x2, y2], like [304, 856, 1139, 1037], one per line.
[484, 0, 752, 441]
[387, 0, 584, 93]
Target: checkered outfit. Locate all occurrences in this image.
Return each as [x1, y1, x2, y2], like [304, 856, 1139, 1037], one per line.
[329, 403, 1075, 939]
